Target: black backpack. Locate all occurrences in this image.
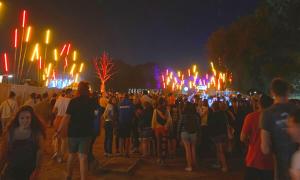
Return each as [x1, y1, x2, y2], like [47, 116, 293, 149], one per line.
[183, 114, 198, 133]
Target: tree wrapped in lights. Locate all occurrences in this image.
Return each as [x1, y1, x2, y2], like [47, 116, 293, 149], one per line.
[94, 52, 116, 92]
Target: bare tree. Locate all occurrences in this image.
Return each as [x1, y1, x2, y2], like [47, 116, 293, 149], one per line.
[94, 52, 116, 92]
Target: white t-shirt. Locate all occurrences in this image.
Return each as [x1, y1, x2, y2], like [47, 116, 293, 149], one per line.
[0, 99, 18, 119]
[141, 95, 153, 107]
[54, 96, 71, 116]
[291, 148, 300, 179]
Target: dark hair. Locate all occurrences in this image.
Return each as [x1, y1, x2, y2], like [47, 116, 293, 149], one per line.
[30, 92, 36, 99]
[212, 101, 220, 111]
[78, 81, 89, 96]
[5, 106, 46, 138]
[65, 88, 72, 95]
[290, 108, 300, 124]
[183, 102, 197, 114]
[143, 90, 148, 95]
[202, 99, 208, 107]
[271, 78, 291, 97]
[9, 91, 16, 98]
[42, 92, 48, 99]
[259, 94, 273, 109]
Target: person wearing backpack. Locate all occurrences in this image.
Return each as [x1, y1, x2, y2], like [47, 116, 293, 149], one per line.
[177, 101, 200, 172]
[208, 101, 229, 172]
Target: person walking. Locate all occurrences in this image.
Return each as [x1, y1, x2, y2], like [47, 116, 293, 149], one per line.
[0, 91, 18, 133]
[56, 81, 97, 180]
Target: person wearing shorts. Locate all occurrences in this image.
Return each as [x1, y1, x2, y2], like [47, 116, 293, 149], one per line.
[57, 82, 97, 180]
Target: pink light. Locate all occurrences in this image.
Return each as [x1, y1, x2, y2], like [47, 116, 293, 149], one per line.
[22, 10, 27, 28]
[66, 43, 71, 55]
[64, 57, 68, 67]
[39, 56, 42, 69]
[60, 44, 67, 56]
[4, 53, 8, 72]
[14, 28, 18, 48]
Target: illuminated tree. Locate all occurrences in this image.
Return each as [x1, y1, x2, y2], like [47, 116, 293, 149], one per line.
[94, 52, 116, 92]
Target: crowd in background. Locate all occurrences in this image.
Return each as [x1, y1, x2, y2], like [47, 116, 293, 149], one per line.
[0, 78, 299, 180]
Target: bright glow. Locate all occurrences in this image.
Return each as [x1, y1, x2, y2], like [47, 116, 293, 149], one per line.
[39, 56, 42, 69]
[188, 69, 191, 76]
[79, 63, 84, 72]
[53, 49, 58, 61]
[25, 26, 31, 42]
[45, 29, 51, 44]
[64, 57, 68, 67]
[22, 10, 27, 28]
[60, 44, 66, 56]
[70, 63, 76, 75]
[184, 87, 189, 92]
[66, 43, 71, 55]
[14, 28, 18, 48]
[75, 73, 79, 82]
[73, 51, 77, 61]
[3, 53, 8, 72]
[47, 63, 52, 77]
[31, 43, 39, 61]
[193, 65, 196, 73]
[177, 71, 181, 77]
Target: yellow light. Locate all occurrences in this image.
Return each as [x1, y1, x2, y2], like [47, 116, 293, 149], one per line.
[54, 49, 58, 61]
[47, 63, 52, 77]
[42, 74, 46, 81]
[193, 65, 196, 73]
[189, 81, 192, 89]
[188, 69, 191, 76]
[177, 71, 181, 77]
[73, 51, 77, 61]
[25, 26, 31, 42]
[75, 73, 79, 82]
[45, 29, 51, 44]
[79, 63, 84, 72]
[70, 63, 76, 75]
[45, 79, 49, 87]
[31, 43, 39, 61]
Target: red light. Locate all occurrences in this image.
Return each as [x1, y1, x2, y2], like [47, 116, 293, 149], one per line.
[64, 57, 68, 67]
[22, 10, 27, 28]
[14, 29, 18, 48]
[4, 53, 8, 72]
[39, 56, 42, 69]
[66, 43, 71, 55]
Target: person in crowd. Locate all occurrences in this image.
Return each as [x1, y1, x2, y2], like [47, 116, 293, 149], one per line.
[88, 93, 103, 169]
[35, 94, 42, 104]
[220, 101, 235, 153]
[112, 96, 120, 155]
[141, 90, 153, 108]
[177, 101, 200, 172]
[208, 101, 229, 172]
[118, 94, 135, 157]
[241, 95, 274, 180]
[103, 96, 117, 157]
[168, 101, 180, 158]
[0, 91, 18, 133]
[132, 96, 143, 153]
[49, 93, 58, 127]
[52, 89, 72, 163]
[56, 81, 97, 180]
[287, 108, 300, 180]
[24, 92, 37, 107]
[34, 92, 52, 126]
[261, 78, 298, 180]
[152, 97, 171, 165]
[99, 92, 108, 109]
[0, 106, 45, 180]
[139, 101, 154, 157]
[198, 99, 210, 156]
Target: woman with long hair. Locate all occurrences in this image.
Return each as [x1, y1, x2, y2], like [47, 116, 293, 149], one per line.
[0, 105, 45, 180]
[178, 102, 200, 171]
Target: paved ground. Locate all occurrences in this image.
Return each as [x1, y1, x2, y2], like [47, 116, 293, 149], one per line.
[36, 128, 244, 180]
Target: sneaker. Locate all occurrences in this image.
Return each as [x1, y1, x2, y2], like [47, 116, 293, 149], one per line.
[185, 167, 192, 172]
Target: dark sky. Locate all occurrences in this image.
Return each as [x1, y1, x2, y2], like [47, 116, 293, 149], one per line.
[0, 0, 259, 68]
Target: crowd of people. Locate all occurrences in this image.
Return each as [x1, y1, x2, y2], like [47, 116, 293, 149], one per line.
[0, 78, 299, 180]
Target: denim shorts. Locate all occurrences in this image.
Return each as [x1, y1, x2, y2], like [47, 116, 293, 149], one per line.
[68, 137, 91, 154]
[181, 132, 197, 144]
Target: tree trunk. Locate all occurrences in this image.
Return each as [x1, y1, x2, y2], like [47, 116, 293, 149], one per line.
[101, 81, 106, 93]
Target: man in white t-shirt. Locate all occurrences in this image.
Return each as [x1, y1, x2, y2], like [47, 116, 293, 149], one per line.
[52, 89, 72, 163]
[0, 91, 18, 131]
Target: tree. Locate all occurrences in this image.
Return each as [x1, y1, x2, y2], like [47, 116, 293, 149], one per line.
[94, 52, 116, 92]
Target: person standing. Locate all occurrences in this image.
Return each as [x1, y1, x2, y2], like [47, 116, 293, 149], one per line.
[34, 92, 51, 126]
[118, 94, 135, 157]
[177, 102, 200, 172]
[0, 91, 18, 133]
[56, 81, 97, 180]
[261, 78, 298, 180]
[24, 93, 37, 107]
[241, 95, 274, 180]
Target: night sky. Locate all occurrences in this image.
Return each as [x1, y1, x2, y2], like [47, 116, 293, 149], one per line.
[0, 0, 259, 68]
